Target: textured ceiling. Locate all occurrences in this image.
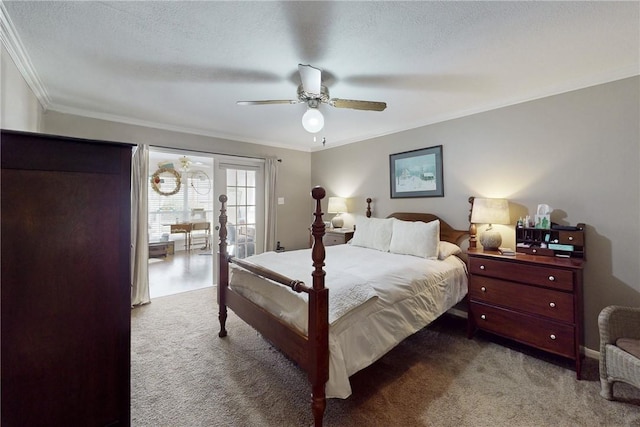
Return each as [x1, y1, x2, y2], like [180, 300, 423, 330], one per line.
[2, 1, 639, 151]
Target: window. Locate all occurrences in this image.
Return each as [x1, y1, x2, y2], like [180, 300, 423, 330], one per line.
[146, 149, 262, 256]
[148, 150, 214, 245]
[148, 171, 186, 243]
[225, 168, 257, 259]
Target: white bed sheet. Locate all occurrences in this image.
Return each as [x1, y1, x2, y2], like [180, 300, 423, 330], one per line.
[229, 244, 468, 398]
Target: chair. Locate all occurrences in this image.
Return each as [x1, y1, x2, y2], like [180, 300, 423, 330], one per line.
[236, 222, 255, 258]
[225, 223, 254, 259]
[190, 221, 211, 250]
[598, 305, 640, 400]
[190, 208, 206, 221]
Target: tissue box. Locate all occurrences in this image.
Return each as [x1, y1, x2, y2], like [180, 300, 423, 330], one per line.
[535, 214, 550, 229]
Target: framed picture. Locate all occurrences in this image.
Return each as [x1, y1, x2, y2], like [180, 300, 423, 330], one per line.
[390, 145, 444, 198]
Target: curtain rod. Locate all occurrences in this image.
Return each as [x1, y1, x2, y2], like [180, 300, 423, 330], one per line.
[149, 145, 282, 163]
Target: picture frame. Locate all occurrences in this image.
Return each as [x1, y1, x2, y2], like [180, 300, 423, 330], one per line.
[390, 145, 444, 198]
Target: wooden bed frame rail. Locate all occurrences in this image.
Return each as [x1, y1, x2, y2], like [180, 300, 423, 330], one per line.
[217, 190, 469, 426]
[230, 257, 312, 294]
[217, 186, 329, 426]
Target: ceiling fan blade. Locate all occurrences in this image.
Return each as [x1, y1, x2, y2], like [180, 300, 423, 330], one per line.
[329, 98, 387, 111]
[237, 100, 300, 106]
[298, 64, 322, 95]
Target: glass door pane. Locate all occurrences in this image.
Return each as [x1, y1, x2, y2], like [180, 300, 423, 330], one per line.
[225, 168, 257, 259]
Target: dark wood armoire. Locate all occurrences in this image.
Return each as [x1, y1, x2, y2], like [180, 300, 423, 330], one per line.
[1, 130, 132, 426]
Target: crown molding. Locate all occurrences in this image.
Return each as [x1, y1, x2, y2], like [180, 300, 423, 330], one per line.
[0, 1, 50, 109]
[47, 103, 313, 153]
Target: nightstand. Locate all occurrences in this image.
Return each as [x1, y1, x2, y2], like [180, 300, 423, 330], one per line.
[323, 229, 354, 246]
[467, 249, 584, 379]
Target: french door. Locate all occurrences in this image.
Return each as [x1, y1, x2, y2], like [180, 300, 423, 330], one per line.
[213, 157, 265, 279]
[146, 148, 264, 285]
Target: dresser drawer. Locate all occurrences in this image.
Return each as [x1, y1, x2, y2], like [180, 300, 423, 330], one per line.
[323, 234, 344, 246]
[516, 246, 555, 257]
[469, 276, 574, 323]
[558, 230, 584, 246]
[468, 257, 574, 291]
[323, 230, 353, 246]
[470, 302, 575, 359]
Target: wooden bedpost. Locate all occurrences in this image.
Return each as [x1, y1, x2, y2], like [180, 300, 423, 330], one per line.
[218, 194, 229, 338]
[468, 196, 477, 249]
[366, 197, 372, 218]
[309, 186, 328, 427]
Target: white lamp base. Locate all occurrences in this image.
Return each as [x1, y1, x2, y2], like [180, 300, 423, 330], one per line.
[331, 214, 344, 228]
[480, 230, 502, 251]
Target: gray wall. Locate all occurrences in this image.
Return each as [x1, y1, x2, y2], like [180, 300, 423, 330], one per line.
[5, 42, 638, 351]
[41, 111, 313, 251]
[311, 76, 640, 351]
[1, 43, 312, 249]
[1, 45, 43, 131]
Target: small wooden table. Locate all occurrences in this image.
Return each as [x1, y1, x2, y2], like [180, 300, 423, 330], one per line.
[165, 221, 211, 251]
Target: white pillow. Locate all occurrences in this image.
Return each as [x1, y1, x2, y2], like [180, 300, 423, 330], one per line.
[438, 241, 462, 260]
[349, 216, 394, 252]
[389, 219, 440, 259]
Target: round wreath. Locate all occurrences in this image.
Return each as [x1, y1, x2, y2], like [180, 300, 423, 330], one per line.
[151, 168, 182, 196]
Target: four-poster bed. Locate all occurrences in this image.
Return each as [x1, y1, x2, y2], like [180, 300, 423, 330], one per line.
[217, 186, 468, 426]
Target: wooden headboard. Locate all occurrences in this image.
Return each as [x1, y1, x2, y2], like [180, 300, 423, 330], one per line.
[361, 198, 468, 246]
[386, 212, 468, 246]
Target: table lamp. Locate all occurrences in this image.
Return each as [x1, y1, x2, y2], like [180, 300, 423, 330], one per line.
[470, 198, 510, 250]
[327, 197, 347, 228]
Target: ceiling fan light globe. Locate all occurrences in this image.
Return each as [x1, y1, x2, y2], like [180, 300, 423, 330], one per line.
[302, 108, 324, 133]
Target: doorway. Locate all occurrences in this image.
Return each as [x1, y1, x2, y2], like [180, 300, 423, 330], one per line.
[147, 148, 265, 298]
[147, 148, 215, 298]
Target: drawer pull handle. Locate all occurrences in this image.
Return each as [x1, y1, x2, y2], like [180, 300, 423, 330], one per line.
[480, 314, 486, 320]
[550, 334, 556, 340]
[481, 286, 486, 292]
[568, 236, 574, 241]
[548, 275, 555, 281]
[480, 265, 485, 270]
[549, 302, 556, 308]
[532, 249, 537, 253]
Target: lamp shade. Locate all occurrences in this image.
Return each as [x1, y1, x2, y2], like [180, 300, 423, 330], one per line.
[471, 198, 510, 251]
[470, 198, 510, 225]
[327, 197, 347, 214]
[301, 108, 324, 133]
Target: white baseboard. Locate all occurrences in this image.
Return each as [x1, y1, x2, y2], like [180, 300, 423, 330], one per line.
[447, 308, 468, 319]
[583, 346, 599, 360]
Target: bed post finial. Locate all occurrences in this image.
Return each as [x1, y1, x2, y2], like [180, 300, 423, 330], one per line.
[310, 186, 326, 289]
[366, 198, 372, 218]
[309, 186, 328, 427]
[218, 194, 228, 256]
[218, 194, 229, 338]
[468, 196, 477, 249]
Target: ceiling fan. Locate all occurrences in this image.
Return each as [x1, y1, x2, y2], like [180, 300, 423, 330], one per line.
[237, 64, 387, 133]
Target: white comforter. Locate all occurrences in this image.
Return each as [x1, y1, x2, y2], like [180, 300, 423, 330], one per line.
[229, 244, 468, 398]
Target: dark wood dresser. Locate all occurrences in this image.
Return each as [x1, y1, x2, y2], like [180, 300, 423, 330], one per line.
[467, 249, 584, 378]
[1, 130, 132, 425]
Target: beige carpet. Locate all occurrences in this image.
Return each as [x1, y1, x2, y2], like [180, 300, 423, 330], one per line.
[131, 287, 640, 426]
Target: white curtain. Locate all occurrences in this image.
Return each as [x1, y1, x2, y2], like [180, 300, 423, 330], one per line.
[264, 157, 279, 251]
[131, 144, 150, 306]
